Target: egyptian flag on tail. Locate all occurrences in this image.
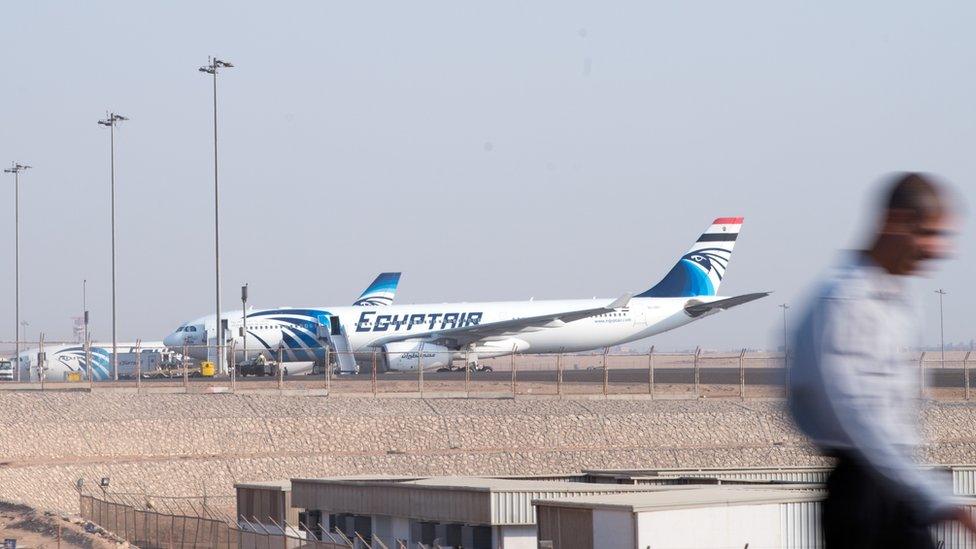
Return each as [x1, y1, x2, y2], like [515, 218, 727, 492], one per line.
[637, 217, 743, 298]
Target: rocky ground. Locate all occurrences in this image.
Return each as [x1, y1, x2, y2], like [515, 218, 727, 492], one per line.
[0, 501, 127, 548]
[0, 393, 973, 513]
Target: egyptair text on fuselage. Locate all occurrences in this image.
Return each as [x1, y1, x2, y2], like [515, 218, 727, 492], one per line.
[355, 311, 483, 333]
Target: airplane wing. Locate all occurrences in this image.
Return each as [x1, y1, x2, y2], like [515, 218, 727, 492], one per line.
[683, 292, 770, 318]
[368, 294, 632, 349]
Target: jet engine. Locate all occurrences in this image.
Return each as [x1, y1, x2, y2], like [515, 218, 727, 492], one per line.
[383, 341, 453, 371]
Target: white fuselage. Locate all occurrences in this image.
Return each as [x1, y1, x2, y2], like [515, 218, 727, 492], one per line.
[166, 296, 721, 370]
[14, 342, 174, 381]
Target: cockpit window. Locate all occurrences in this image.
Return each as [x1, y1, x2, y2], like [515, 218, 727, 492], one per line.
[186, 326, 197, 332]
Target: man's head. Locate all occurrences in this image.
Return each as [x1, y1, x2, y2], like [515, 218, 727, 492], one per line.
[870, 172, 957, 276]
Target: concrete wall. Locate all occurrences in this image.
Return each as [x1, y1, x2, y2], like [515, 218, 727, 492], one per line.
[0, 393, 974, 513]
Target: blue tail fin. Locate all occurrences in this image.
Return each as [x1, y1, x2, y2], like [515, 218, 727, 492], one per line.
[353, 272, 401, 306]
[636, 217, 743, 298]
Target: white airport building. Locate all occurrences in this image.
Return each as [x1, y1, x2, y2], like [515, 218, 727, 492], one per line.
[234, 469, 976, 549]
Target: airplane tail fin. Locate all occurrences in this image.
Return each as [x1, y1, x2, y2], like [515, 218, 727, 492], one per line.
[636, 217, 743, 298]
[353, 272, 401, 306]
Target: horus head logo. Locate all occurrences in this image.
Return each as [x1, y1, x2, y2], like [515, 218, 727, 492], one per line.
[685, 253, 713, 272]
[682, 248, 730, 281]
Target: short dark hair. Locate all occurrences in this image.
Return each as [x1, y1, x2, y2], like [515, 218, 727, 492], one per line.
[884, 172, 945, 219]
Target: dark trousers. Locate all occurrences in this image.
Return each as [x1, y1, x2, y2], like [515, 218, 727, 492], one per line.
[823, 454, 936, 549]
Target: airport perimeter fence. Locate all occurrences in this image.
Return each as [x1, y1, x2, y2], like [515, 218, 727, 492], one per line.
[3, 339, 974, 400]
[80, 491, 355, 549]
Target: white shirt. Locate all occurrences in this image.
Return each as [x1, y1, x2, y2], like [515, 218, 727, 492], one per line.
[788, 253, 955, 521]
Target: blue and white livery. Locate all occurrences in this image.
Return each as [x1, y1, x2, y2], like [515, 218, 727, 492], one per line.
[353, 272, 401, 306]
[164, 219, 768, 373]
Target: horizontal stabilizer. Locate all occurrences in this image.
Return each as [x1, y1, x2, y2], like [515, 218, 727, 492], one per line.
[684, 292, 770, 318]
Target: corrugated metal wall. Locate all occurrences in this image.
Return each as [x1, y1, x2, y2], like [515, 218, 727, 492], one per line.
[931, 518, 976, 548]
[954, 468, 976, 495]
[639, 469, 831, 485]
[779, 501, 822, 549]
[536, 505, 593, 549]
[491, 491, 623, 524]
[777, 500, 976, 549]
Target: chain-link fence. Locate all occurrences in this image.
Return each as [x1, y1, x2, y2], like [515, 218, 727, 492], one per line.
[3, 340, 973, 400]
[80, 492, 353, 549]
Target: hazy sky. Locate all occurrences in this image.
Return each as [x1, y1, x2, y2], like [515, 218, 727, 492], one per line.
[0, 1, 973, 351]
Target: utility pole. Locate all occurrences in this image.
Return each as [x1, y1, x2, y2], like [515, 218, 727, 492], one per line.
[83, 279, 89, 348]
[199, 56, 234, 375]
[936, 289, 947, 368]
[98, 112, 128, 380]
[4, 162, 30, 381]
[241, 283, 248, 365]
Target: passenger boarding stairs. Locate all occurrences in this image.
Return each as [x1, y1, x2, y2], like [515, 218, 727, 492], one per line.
[317, 315, 359, 374]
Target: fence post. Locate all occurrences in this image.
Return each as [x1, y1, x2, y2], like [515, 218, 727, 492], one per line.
[511, 346, 517, 397]
[277, 346, 284, 390]
[464, 350, 470, 398]
[418, 343, 425, 397]
[182, 340, 189, 391]
[372, 349, 378, 397]
[648, 346, 655, 398]
[919, 351, 926, 398]
[556, 353, 563, 398]
[601, 347, 609, 397]
[739, 348, 746, 399]
[965, 351, 972, 401]
[230, 340, 237, 392]
[86, 337, 93, 388]
[326, 347, 332, 394]
[38, 333, 45, 389]
[694, 346, 701, 398]
[784, 348, 791, 391]
[135, 339, 142, 391]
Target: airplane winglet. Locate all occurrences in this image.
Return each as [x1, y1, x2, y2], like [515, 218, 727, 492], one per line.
[608, 293, 632, 310]
[683, 292, 770, 318]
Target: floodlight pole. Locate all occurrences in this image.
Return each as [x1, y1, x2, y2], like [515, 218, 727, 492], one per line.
[936, 289, 947, 368]
[4, 162, 30, 381]
[199, 56, 234, 375]
[241, 284, 248, 364]
[83, 279, 89, 348]
[98, 113, 127, 380]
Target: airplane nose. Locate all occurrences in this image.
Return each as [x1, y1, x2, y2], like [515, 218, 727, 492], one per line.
[163, 332, 179, 349]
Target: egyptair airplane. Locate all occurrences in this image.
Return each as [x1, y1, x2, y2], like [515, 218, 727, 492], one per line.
[6, 273, 403, 381]
[164, 219, 767, 374]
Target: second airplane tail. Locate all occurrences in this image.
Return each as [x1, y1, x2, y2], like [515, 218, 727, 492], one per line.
[354, 272, 402, 306]
[636, 217, 743, 298]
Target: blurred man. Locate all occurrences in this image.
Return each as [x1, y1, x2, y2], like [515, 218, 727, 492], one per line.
[788, 173, 974, 548]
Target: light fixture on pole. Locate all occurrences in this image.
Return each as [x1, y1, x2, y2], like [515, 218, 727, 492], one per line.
[4, 162, 30, 381]
[199, 56, 234, 375]
[935, 289, 947, 368]
[241, 283, 248, 365]
[98, 112, 128, 380]
[83, 279, 89, 347]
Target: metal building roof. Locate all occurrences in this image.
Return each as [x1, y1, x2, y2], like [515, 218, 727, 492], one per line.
[533, 487, 826, 513]
[291, 476, 681, 525]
